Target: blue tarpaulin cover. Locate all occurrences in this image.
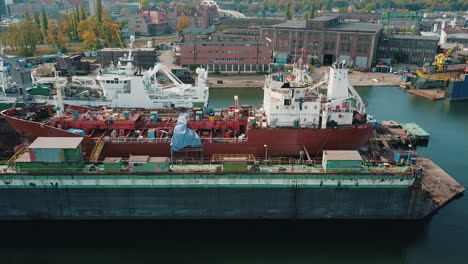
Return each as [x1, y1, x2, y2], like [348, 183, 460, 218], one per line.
[67, 128, 87, 136]
[171, 113, 202, 152]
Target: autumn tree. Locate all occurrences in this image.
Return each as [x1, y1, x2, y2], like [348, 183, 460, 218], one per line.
[177, 15, 190, 32]
[141, 0, 149, 8]
[45, 23, 69, 51]
[78, 19, 99, 49]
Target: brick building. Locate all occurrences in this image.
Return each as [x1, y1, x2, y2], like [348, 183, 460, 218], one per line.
[179, 28, 272, 73]
[377, 34, 438, 65]
[260, 16, 383, 68]
[128, 10, 171, 36]
[177, 5, 219, 29]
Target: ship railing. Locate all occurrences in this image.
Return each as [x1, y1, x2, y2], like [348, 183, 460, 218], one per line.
[200, 138, 247, 143]
[100, 137, 172, 143]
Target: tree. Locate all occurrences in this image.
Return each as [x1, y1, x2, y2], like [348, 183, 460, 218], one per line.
[284, 2, 293, 20]
[309, 1, 315, 19]
[80, 4, 87, 21]
[121, 8, 129, 16]
[177, 15, 190, 32]
[45, 23, 69, 51]
[78, 19, 99, 49]
[141, 0, 149, 7]
[96, 0, 103, 24]
[40, 8, 48, 37]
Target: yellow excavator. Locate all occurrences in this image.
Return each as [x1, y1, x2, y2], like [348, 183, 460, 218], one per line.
[433, 42, 458, 72]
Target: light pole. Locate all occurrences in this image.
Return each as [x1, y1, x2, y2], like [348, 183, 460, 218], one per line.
[264, 144, 268, 165]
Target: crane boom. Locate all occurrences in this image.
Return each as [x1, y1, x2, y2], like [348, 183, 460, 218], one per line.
[433, 42, 458, 72]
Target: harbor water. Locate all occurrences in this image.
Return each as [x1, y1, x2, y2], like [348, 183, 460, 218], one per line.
[0, 86, 467, 263]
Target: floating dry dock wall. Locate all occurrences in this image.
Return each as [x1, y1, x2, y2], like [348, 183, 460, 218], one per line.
[0, 159, 463, 220]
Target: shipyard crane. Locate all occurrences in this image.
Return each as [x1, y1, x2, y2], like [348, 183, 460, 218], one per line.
[53, 42, 75, 76]
[433, 42, 458, 72]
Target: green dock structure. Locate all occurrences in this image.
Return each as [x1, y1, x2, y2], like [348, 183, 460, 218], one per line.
[400, 123, 430, 143]
[0, 137, 463, 220]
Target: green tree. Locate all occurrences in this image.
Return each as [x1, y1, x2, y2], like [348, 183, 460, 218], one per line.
[80, 4, 87, 21]
[308, 1, 315, 19]
[96, 0, 103, 24]
[285, 2, 293, 20]
[40, 8, 49, 39]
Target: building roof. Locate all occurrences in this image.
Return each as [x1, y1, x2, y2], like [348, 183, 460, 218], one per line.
[182, 27, 215, 34]
[309, 16, 339, 22]
[264, 19, 382, 33]
[129, 155, 149, 162]
[29, 137, 83, 149]
[328, 22, 383, 33]
[323, 150, 362, 161]
[216, 17, 284, 28]
[269, 20, 306, 29]
[443, 27, 468, 35]
[381, 34, 439, 41]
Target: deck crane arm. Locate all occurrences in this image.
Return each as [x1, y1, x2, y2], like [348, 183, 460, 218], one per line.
[433, 42, 458, 72]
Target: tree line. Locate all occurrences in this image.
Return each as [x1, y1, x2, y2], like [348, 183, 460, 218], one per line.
[0, 0, 122, 57]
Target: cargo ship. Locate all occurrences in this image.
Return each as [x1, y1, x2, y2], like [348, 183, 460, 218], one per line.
[2, 62, 374, 159]
[0, 136, 463, 220]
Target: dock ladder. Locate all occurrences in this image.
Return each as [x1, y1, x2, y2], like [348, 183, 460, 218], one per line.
[5, 148, 25, 168]
[89, 138, 105, 162]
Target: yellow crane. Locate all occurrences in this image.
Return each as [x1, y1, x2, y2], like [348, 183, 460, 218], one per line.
[433, 42, 458, 72]
[114, 27, 124, 48]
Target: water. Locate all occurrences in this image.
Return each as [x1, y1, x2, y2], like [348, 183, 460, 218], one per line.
[1, 86, 467, 263]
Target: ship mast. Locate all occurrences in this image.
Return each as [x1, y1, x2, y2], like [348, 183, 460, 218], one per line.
[54, 71, 65, 117]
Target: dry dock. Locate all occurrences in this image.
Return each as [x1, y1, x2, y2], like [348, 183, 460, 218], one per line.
[418, 158, 465, 208]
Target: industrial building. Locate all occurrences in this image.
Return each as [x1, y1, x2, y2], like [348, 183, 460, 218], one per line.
[179, 27, 272, 73]
[260, 16, 383, 68]
[377, 34, 439, 66]
[99, 47, 157, 70]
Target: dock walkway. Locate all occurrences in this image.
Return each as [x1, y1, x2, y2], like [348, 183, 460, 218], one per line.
[418, 158, 464, 207]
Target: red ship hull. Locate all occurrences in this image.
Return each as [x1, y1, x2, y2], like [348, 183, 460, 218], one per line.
[2, 111, 374, 159]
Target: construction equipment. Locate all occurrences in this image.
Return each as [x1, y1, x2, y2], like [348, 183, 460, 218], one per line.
[433, 42, 458, 72]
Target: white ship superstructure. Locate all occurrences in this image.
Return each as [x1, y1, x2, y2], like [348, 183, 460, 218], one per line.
[0, 36, 209, 109]
[263, 60, 366, 129]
